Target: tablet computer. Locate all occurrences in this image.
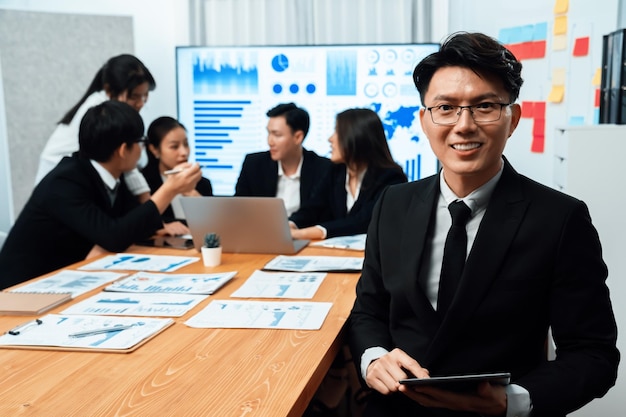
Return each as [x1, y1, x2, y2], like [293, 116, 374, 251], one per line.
[399, 372, 510, 391]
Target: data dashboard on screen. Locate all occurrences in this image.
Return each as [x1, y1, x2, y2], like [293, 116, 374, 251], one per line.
[176, 43, 440, 196]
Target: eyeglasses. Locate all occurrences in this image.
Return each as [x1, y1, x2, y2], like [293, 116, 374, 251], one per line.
[425, 102, 511, 125]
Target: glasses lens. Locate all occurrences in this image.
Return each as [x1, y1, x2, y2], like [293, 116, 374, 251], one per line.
[471, 104, 503, 123]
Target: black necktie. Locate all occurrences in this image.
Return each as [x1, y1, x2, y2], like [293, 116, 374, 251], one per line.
[437, 200, 472, 315]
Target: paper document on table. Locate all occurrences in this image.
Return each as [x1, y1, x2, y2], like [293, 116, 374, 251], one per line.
[263, 255, 363, 272]
[0, 314, 174, 352]
[79, 253, 199, 272]
[61, 292, 207, 317]
[311, 234, 366, 251]
[231, 270, 326, 299]
[185, 300, 332, 330]
[105, 271, 237, 295]
[9, 270, 126, 298]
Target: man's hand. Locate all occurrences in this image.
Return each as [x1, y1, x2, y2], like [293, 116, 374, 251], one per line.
[399, 380, 507, 416]
[151, 163, 202, 214]
[365, 348, 430, 394]
[157, 221, 190, 236]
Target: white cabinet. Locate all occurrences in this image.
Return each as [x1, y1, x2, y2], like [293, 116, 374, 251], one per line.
[554, 125, 626, 417]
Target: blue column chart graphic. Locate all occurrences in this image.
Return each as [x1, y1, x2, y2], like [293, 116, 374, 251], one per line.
[177, 43, 440, 195]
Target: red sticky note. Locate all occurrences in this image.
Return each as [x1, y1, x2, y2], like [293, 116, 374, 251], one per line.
[532, 40, 547, 58]
[531, 134, 545, 153]
[534, 101, 546, 117]
[573, 37, 590, 57]
[594, 88, 601, 107]
[532, 118, 545, 136]
[521, 101, 535, 118]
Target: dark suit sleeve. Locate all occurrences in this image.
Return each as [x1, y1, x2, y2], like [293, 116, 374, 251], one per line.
[348, 185, 398, 368]
[46, 174, 164, 253]
[234, 154, 254, 196]
[515, 200, 619, 414]
[320, 168, 407, 238]
[196, 177, 213, 196]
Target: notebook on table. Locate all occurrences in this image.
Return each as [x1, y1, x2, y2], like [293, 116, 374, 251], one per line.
[180, 196, 309, 254]
[0, 292, 72, 315]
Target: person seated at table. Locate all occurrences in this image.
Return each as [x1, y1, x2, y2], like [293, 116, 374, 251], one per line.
[0, 101, 202, 289]
[289, 108, 407, 240]
[141, 116, 213, 236]
[235, 102, 332, 215]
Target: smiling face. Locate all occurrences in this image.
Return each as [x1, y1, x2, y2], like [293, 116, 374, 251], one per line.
[419, 66, 521, 196]
[149, 126, 189, 172]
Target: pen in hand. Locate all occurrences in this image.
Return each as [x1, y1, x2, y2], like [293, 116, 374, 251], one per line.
[68, 324, 135, 338]
[164, 168, 184, 176]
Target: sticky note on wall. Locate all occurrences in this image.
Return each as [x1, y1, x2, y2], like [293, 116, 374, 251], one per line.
[554, 15, 568, 35]
[554, 0, 569, 14]
[573, 37, 589, 56]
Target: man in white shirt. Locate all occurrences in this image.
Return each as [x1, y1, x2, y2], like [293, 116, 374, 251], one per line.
[234, 103, 331, 215]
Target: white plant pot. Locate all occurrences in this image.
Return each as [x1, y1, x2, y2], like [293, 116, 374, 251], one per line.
[201, 246, 222, 267]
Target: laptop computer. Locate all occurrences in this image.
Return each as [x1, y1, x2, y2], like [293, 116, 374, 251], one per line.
[180, 196, 310, 254]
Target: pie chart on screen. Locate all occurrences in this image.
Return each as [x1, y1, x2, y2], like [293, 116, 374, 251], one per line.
[271, 54, 289, 72]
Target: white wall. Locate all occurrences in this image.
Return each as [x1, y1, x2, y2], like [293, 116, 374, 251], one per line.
[0, 0, 190, 132]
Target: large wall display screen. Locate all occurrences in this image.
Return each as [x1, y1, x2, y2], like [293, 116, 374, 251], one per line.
[176, 43, 440, 195]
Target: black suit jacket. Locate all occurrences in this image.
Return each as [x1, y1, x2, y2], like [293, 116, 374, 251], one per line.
[289, 164, 407, 238]
[349, 158, 619, 417]
[141, 159, 213, 223]
[234, 149, 332, 209]
[0, 154, 164, 288]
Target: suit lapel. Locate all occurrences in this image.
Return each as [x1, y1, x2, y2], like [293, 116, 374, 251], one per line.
[425, 159, 530, 365]
[400, 176, 441, 335]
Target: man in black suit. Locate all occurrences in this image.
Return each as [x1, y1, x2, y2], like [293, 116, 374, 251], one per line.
[0, 101, 201, 289]
[234, 103, 331, 215]
[348, 32, 619, 417]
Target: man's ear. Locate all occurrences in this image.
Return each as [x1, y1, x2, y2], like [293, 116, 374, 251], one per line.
[294, 130, 305, 145]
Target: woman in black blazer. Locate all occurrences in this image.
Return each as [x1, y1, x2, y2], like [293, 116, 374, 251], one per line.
[141, 116, 213, 235]
[289, 108, 407, 239]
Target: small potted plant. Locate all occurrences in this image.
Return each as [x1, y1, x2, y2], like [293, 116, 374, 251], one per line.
[201, 232, 222, 267]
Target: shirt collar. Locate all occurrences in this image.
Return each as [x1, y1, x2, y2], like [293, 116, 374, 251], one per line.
[278, 155, 303, 179]
[439, 158, 504, 213]
[90, 160, 119, 191]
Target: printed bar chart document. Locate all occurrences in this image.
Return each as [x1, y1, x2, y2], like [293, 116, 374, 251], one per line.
[311, 234, 367, 251]
[105, 271, 237, 295]
[230, 270, 326, 299]
[263, 255, 364, 272]
[61, 292, 208, 317]
[185, 300, 332, 330]
[0, 314, 174, 353]
[9, 270, 126, 297]
[79, 253, 199, 272]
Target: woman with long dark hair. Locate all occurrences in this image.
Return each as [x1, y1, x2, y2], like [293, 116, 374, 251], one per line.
[289, 108, 407, 239]
[35, 54, 156, 201]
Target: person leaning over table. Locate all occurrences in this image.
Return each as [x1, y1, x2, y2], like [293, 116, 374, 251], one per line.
[141, 116, 213, 236]
[289, 107, 407, 240]
[348, 32, 619, 417]
[234, 102, 332, 216]
[0, 101, 202, 290]
[34, 54, 156, 203]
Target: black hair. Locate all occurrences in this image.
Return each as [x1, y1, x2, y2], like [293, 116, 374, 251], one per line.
[60, 54, 156, 124]
[335, 108, 403, 174]
[145, 116, 187, 165]
[266, 102, 310, 138]
[413, 32, 523, 103]
[78, 101, 144, 162]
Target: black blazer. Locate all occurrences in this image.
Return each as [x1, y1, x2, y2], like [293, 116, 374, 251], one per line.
[141, 159, 213, 223]
[348, 158, 619, 417]
[289, 164, 407, 238]
[234, 149, 332, 208]
[0, 154, 164, 289]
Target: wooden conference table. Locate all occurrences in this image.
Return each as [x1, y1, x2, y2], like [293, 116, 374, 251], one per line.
[0, 244, 361, 417]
